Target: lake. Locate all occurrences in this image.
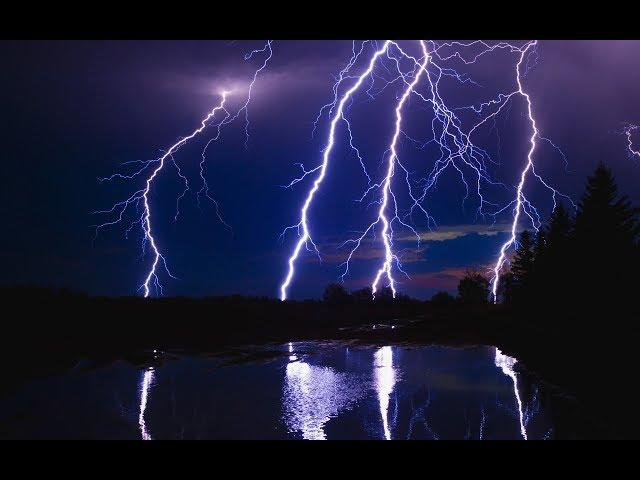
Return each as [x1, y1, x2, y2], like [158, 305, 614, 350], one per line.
[0, 342, 562, 439]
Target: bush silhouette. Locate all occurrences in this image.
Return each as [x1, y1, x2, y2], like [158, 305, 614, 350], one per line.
[322, 283, 351, 304]
[430, 291, 456, 307]
[457, 270, 489, 305]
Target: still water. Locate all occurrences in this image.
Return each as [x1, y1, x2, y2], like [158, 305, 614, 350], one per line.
[0, 342, 557, 439]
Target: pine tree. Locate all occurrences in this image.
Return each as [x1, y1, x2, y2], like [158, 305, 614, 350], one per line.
[535, 203, 573, 305]
[571, 163, 639, 303]
[507, 230, 535, 304]
[534, 229, 547, 264]
[530, 229, 547, 300]
[512, 230, 535, 284]
[574, 164, 639, 247]
[499, 271, 516, 305]
[547, 202, 572, 248]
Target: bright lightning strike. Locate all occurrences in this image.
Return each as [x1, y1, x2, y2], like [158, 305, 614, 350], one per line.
[489, 40, 574, 302]
[94, 91, 231, 297]
[370, 41, 430, 298]
[490, 41, 539, 301]
[279, 41, 392, 301]
[94, 42, 272, 297]
[96, 40, 573, 301]
[281, 40, 572, 302]
[624, 124, 640, 159]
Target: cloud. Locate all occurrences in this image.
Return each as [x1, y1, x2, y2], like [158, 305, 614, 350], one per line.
[301, 223, 516, 268]
[399, 223, 515, 243]
[303, 237, 429, 266]
[409, 267, 469, 289]
[155, 47, 349, 109]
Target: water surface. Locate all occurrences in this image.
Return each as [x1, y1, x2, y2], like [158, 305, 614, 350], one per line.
[0, 342, 557, 439]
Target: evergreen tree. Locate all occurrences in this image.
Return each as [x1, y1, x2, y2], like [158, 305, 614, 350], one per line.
[571, 164, 639, 304]
[499, 271, 516, 305]
[529, 229, 547, 301]
[536, 203, 572, 304]
[510, 230, 535, 300]
[574, 164, 639, 247]
[503, 164, 639, 334]
[547, 202, 572, 248]
[534, 229, 547, 262]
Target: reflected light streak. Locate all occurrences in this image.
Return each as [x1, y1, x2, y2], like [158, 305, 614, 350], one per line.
[283, 355, 368, 440]
[138, 367, 155, 440]
[494, 348, 527, 440]
[374, 346, 396, 440]
[288, 342, 296, 361]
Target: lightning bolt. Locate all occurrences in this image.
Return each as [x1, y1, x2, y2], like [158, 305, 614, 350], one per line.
[94, 91, 231, 297]
[97, 39, 574, 301]
[94, 41, 272, 297]
[279, 41, 392, 301]
[281, 40, 573, 302]
[489, 41, 541, 302]
[370, 41, 430, 298]
[338, 41, 513, 296]
[624, 123, 640, 159]
[488, 40, 576, 302]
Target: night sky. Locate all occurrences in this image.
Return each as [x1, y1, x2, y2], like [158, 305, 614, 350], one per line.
[1, 40, 639, 300]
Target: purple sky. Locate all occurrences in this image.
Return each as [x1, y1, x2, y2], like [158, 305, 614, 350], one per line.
[1, 40, 639, 299]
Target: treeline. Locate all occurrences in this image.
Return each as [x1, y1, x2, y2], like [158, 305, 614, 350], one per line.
[321, 270, 496, 307]
[424, 163, 640, 319]
[319, 283, 421, 305]
[498, 164, 639, 325]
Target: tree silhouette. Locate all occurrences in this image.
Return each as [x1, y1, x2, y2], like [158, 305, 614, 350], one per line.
[534, 203, 572, 304]
[430, 290, 456, 307]
[374, 286, 394, 303]
[501, 164, 639, 319]
[499, 271, 516, 305]
[534, 228, 547, 262]
[512, 230, 535, 282]
[457, 270, 489, 305]
[547, 202, 572, 248]
[322, 283, 351, 304]
[574, 164, 639, 247]
[570, 164, 639, 303]
[507, 230, 535, 304]
[351, 287, 373, 303]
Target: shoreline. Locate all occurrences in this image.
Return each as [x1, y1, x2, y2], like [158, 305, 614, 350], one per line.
[1, 289, 637, 439]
